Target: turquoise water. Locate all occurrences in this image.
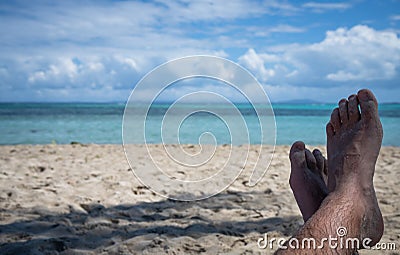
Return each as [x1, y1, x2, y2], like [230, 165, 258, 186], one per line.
[0, 103, 399, 146]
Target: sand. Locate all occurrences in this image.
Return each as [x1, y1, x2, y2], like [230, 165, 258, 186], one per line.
[0, 144, 399, 254]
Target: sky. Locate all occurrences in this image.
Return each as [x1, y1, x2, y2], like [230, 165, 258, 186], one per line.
[0, 0, 399, 103]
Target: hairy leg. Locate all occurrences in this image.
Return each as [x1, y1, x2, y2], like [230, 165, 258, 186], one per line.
[278, 89, 384, 254]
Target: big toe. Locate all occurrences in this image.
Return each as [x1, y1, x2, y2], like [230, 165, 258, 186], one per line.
[358, 89, 379, 120]
[329, 108, 341, 133]
[289, 141, 306, 168]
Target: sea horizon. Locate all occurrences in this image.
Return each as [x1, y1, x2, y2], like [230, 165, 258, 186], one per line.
[1, 102, 399, 146]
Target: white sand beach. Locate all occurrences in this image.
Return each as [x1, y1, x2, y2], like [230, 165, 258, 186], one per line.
[0, 144, 399, 254]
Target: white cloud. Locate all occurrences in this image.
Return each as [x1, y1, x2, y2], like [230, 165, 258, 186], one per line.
[27, 58, 78, 85]
[303, 2, 351, 12]
[238, 49, 276, 80]
[0, 1, 271, 51]
[390, 15, 400, 21]
[253, 24, 305, 37]
[155, 0, 265, 22]
[0, 1, 398, 102]
[239, 25, 400, 89]
[23, 55, 142, 91]
[0, 0, 247, 101]
[27, 58, 76, 85]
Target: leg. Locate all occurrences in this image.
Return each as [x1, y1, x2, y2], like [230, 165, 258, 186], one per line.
[278, 89, 384, 254]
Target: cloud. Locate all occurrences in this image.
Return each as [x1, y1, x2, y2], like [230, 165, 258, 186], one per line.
[0, 0, 291, 50]
[0, 0, 243, 101]
[252, 24, 306, 37]
[390, 15, 400, 21]
[0, 0, 302, 102]
[239, 25, 400, 89]
[28, 58, 78, 85]
[0, 1, 398, 102]
[155, 0, 265, 22]
[302, 2, 351, 12]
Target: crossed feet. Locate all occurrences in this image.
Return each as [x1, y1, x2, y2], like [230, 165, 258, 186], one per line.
[289, 89, 384, 248]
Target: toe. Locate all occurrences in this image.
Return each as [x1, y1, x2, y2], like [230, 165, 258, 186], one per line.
[338, 99, 349, 125]
[323, 157, 327, 176]
[347, 94, 360, 123]
[313, 149, 328, 185]
[358, 89, 378, 106]
[330, 108, 341, 132]
[305, 149, 317, 171]
[322, 157, 328, 185]
[312, 149, 324, 173]
[326, 122, 335, 137]
[357, 89, 379, 120]
[289, 141, 306, 168]
[290, 140, 305, 153]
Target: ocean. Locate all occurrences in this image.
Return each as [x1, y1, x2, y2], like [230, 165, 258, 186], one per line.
[0, 103, 399, 146]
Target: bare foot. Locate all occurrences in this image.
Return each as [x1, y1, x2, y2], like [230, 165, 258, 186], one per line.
[326, 89, 384, 245]
[280, 89, 384, 254]
[289, 141, 328, 222]
[279, 89, 384, 254]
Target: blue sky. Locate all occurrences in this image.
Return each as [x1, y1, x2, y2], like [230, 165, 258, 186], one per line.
[0, 0, 399, 102]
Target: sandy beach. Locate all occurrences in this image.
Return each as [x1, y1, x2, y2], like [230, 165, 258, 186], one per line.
[0, 144, 399, 254]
